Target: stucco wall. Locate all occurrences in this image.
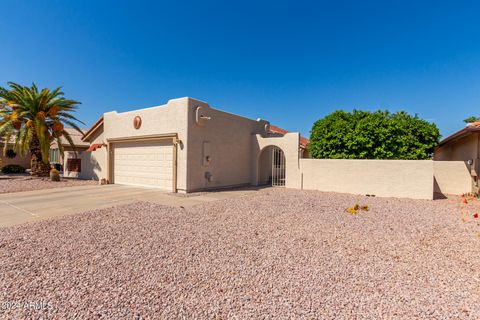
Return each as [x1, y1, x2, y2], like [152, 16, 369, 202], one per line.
[297, 159, 434, 199]
[433, 161, 471, 195]
[86, 127, 107, 181]
[0, 151, 31, 169]
[63, 149, 87, 179]
[186, 100, 269, 191]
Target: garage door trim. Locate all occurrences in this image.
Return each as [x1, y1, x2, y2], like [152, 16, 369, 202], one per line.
[106, 134, 178, 192]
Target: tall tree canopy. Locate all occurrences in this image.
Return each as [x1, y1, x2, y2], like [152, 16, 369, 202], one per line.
[0, 82, 83, 176]
[309, 110, 440, 160]
[463, 116, 480, 123]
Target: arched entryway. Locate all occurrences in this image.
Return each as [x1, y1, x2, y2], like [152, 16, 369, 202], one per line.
[257, 145, 286, 187]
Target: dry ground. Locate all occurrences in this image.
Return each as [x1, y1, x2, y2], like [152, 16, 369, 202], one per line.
[0, 175, 97, 194]
[0, 188, 479, 319]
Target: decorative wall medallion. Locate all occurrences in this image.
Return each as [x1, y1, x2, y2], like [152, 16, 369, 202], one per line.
[133, 116, 142, 129]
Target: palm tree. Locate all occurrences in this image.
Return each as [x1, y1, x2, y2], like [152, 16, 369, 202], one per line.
[0, 82, 84, 177]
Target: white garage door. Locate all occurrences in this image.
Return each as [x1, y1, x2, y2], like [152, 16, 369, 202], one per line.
[113, 140, 173, 190]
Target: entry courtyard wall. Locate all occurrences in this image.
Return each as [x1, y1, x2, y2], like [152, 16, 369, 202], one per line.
[254, 134, 473, 199]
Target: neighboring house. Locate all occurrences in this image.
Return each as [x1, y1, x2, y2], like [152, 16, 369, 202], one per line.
[434, 121, 480, 161]
[51, 128, 90, 177]
[80, 97, 308, 192]
[0, 142, 31, 169]
[434, 121, 480, 194]
[0, 128, 89, 172]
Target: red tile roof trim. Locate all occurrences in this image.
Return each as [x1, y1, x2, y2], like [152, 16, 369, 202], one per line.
[269, 125, 309, 148]
[87, 143, 104, 152]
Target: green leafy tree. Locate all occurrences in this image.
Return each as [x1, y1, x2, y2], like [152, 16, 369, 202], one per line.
[463, 116, 479, 123]
[0, 82, 83, 176]
[309, 110, 440, 160]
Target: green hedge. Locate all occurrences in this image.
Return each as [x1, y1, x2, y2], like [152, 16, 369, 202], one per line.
[309, 110, 440, 160]
[1, 164, 26, 174]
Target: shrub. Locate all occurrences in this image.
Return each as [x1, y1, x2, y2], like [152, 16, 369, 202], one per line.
[310, 110, 440, 160]
[346, 203, 369, 215]
[50, 168, 60, 181]
[1, 164, 26, 174]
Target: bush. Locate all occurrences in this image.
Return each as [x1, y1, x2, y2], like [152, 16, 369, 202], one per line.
[309, 110, 440, 160]
[1, 164, 26, 174]
[50, 168, 60, 181]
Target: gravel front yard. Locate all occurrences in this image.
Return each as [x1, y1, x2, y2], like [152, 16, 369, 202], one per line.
[0, 176, 97, 194]
[0, 189, 479, 319]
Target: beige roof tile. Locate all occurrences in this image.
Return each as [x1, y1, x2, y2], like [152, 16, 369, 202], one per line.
[1, 128, 88, 148]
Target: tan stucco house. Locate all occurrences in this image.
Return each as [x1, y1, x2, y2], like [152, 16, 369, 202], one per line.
[77, 97, 308, 192]
[433, 121, 480, 193]
[434, 122, 480, 161]
[71, 97, 452, 199]
[0, 128, 88, 172]
[51, 128, 90, 175]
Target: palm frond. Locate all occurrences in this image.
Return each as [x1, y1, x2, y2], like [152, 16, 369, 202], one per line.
[61, 130, 77, 158]
[57, 116, 86, 130]
[2, 133, 12, 156]
[14, 128, 23, 153]
[0, 121, 14, 137]
[55, 134, 65, 159]
[31, 82, 38, 95]
[19, 127, 33, 157]
[57, 112, 85, 123]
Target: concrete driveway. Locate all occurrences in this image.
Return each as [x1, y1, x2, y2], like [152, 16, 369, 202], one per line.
[0, 184, 259, 227]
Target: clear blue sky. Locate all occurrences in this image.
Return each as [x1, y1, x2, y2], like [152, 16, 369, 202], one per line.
[1, 0, 479, 138]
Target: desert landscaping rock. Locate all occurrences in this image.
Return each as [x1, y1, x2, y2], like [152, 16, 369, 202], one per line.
[0, 188, 479, 319]
[0, 176, 97, 194]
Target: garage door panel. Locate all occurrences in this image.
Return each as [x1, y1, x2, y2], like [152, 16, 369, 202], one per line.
[113, 140, 173, 190]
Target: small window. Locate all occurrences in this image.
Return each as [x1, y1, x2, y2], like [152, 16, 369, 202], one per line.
[49, 148, 60, 164]
[67, 159, 81, 172]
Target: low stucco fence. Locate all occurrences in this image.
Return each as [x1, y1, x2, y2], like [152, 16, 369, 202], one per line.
[291, 159, 473, 200]
[255, 134, 471, 200]
[433, 161, 471, 195]
[296, 159, 434, 199]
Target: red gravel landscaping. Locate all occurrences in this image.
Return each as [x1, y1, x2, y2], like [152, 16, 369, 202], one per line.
[0, 188, 479, 319]
[0, 176, 97, 194]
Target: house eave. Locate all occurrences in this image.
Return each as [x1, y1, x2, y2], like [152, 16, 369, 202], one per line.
[437, 127, 480, 147]
[82, 116, 104, 142]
